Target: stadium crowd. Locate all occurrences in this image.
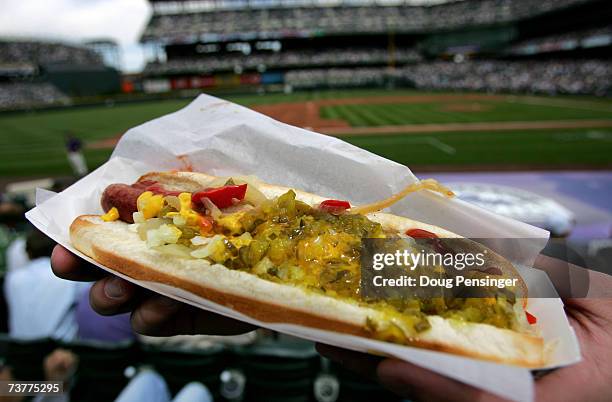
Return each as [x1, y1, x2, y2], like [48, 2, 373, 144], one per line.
[143, 0, 586, 40]
[402, 60, 612, 96]
[0, 41, 103, 110]
[285, 68, 388, 89]
[144, 48, 421, 74]
[509, 25, 612, 55]
[0, 82, 69, 110]
[284, 60, 612, 95]
[0, 41, 103, 66]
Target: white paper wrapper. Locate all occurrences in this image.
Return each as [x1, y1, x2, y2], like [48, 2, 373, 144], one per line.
[26, 94, 580, 402]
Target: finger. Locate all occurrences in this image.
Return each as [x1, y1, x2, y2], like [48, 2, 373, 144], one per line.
[89, 276, 139, 315]
[51, 245, 106, 281]
[377, 359, 506, 402]
[316, 344, 381, 380]
[131, 295, 256, 337]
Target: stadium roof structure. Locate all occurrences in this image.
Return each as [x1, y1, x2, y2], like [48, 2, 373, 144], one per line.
[147, 0, 460, 5]
[84, 39, 119, 47]
[147, 0, 472, 15]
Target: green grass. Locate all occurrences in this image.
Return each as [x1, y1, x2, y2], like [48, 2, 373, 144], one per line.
[0, 99, 192, 176]
[321, 100, 612, 126]
[343, 129, 612, 167]
[225, 88, 426, 106]
[0, 89, 611, 177]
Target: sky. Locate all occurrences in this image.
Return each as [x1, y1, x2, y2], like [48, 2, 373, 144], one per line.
[0, 0, 152, 72]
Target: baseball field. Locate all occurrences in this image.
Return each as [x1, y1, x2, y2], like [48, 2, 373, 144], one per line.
[1, 89, 611, 177]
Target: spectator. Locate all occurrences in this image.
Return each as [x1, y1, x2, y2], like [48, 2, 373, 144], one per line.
[114, 370, 213, 402]
[0, 348, 79, 402]
[4, 228, 83, 341]
[5, 235, 28, 273]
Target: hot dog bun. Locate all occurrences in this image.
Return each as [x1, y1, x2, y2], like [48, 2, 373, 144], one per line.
[70, 171, 544, 367]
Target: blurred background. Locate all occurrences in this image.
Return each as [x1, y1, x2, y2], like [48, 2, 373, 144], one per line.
[0, 0, 611, 401]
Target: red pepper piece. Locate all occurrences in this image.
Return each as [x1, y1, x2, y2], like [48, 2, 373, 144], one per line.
[526, 311, 537, 325]
[405, 228, 438, 239]
[319, 199, 351, 215]
[192, 184, 248, 209]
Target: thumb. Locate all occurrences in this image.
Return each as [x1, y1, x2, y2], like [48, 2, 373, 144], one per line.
[377, 359, 508, 402]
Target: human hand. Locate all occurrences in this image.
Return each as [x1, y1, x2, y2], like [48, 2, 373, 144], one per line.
[318, 286, 612, 401]
[51, 245, 255, 336]
[43, 349, 78, 382]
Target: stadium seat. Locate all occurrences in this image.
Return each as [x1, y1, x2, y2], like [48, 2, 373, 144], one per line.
[140, 342, 227, 400]
[232, 338, 319, 402]
[0, 334, 56, 381]
[59, 339, 137, 402]
[329, 361, 401, 402]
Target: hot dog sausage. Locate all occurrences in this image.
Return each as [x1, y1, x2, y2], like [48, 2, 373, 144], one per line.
[101, 184, 144, 223]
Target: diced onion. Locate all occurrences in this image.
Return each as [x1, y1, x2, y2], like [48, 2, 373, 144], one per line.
[146, 224, 182, 247]
[137, 218, 167, 240]
[205, 177, 230, 188]
[133, 211, 145, 224]
[191, 235, 212, 246]
[172, 215, 187, 226]
[252, 257, 274, 276]
[235, 176, 268, 206]
[152, 244, 193, 259]
[190, 234, 224, 259]
[244, 184, 267, 206]
[200, 197, 222, 219]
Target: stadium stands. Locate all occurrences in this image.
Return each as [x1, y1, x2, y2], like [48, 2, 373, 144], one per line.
[0, 333, 400, 401]
[0, 40, 106, 109]
[0, 82, 70, 109]
[508, 25, 612, 55]
[64, 340, 137, 402]
[285, 68, 391, 89]
[144, 48, 422, 75]
[137, 0, 610, 97]
[0, 40, 103, 66]
[283, 60, 612, 95]
[142, 0, 587, 41]
[401, 60, 612, 96]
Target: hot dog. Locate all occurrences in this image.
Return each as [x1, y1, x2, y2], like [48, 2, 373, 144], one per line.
[72, 171, 544, 367]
